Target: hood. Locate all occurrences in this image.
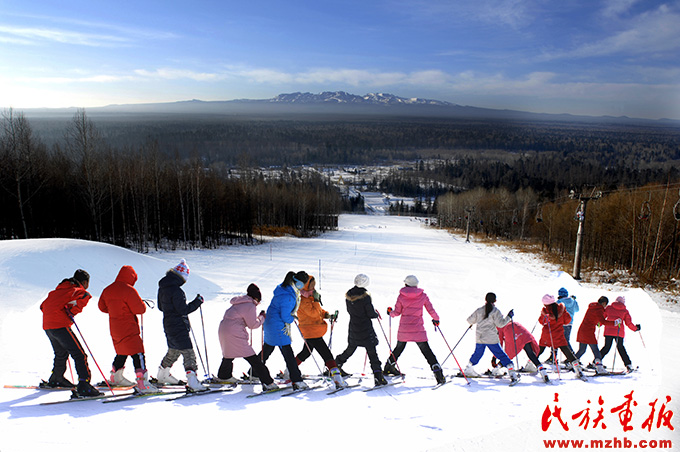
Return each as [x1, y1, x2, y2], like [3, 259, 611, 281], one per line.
[346, 286, 368, 302]
[399, 286, 424, 298]
[273, 283, 295, 298]
[541, 302, 566, 321]
[230, 294, 258, 306]
[607, 301, 627, 314]
[159, 270, 184, 288]
[115, 265, 138, 286]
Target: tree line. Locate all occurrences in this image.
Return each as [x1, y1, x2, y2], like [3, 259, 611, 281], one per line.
[0, 109, 341, 251]
[435, 183, 680, 284]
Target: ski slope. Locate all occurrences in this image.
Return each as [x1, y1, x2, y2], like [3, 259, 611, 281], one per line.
[0, 213, 677, 452]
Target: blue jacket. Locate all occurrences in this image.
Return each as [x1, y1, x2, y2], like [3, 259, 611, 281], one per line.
[263, 284, 298, 346]
[559, 296, 579, 326]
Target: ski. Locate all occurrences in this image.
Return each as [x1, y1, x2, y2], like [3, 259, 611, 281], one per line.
[102, 389, 188, 404]
[327, 383, 361, 395]
[509, 375, 520, 386]
[280, 384, 322, 397]
[6, 382, 133, 391]
[246, 386, 290, 398]
[363, 380, 404, 392]
[166, 386, 235, 401]
[455, 372, 504, 379]
[432, 380, 451, 390]
[40, 390, 132, 405]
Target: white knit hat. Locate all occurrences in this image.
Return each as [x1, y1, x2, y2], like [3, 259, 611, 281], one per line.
[172, 259, 190, 282]
[354, 273, 370, 288]
[404, 275, 419, 287]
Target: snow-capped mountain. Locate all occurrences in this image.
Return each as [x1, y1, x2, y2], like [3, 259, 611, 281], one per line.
[269, 91, 456, 106]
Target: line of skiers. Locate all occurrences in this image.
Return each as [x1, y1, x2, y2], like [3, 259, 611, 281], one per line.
[40, 261, 641, 397]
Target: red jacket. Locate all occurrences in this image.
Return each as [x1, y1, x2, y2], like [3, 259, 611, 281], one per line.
[538, 303, 571, 348]
[576, 302, 617, 344]
[98, 266, 146, 355]
[497, 321, 539, 360]
[41, 279, 91, 330]
[603, 301, 637, 338]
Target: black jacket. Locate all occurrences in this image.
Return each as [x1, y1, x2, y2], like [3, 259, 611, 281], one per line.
[344, 286, 379, 347]
[158, 271, 202, 349]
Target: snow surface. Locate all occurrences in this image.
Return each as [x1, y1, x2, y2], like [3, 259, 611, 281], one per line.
[0, 213, 678, 452]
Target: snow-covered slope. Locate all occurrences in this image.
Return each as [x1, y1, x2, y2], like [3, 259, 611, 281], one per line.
[0, 215, 676, 452]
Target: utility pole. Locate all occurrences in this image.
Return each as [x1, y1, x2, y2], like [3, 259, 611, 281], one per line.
[464, 206, 475, 243]
[570, 189, 602, 280]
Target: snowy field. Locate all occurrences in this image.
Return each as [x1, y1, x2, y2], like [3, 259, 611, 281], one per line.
[0, 213, 677, 452]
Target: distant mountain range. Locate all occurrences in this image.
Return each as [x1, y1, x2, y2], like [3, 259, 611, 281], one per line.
[21, 91, 679, 126]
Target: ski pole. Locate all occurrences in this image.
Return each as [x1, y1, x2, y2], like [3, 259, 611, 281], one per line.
[190, 324, 207, 378]
[199, 305, 210, 378]
[294, 321, 326, 380]
[376, 314, 403, 379]
[510, 318, 520, 371]
[441, 325, 473, 367]
[389, 315, 392, 348]
[545, 314, 560, 380]
[612, 325, 620, 371]
[436, 325, 469, 385]
[67, 359, 74, 384]
[638, 330, 646, 348]
[67, 311, 114, 395]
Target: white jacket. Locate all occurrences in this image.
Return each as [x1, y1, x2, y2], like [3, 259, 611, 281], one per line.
[467, 305, 512, 344]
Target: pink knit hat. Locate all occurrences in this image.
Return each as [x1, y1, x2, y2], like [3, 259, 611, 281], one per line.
[542, 294, 555, 305]
[172, 259, 190, 282]
[615, 296, 626, 304]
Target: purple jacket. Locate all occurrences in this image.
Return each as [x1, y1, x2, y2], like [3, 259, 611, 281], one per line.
[390, 287, 439, 342]
[218, 295, 264, 359]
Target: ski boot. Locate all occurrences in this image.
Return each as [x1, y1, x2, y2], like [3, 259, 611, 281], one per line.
[507, 363, 519, 385]
[432, 363, 446, 385]
[538, 365, 550, 384]
[330, 367, 349, 389]
[43, 374, 75, 388]
[572, 361, 588, 381]
[625, 364, 636, 374]
[464, 361, 481, 377]
[135, 370, 159, 394]
[292, 380, 309, 390]
[156, 366, 180, 385]
[594, 359, 609, 375]
[110, 367, 134, 386]
[76, 380, 103, 397]
[374, 371, 388, 387]
[383, 361, 402, 377]
[185, 370, 209, 392]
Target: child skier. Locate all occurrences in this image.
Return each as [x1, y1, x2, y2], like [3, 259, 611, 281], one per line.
[98, 265, 158, 393]
[293, 275, 348, 389]
[156, 259, 207, 392]
[335, 274, 388, 387]
[261, 271, 310, 390]
[215, 284, 278, 391]
[464, 292, 519, 383]
[494, 320, 548, 383]
[40, 269, 102, 397]
[537, 294, 586, 379]
[574, 295, 620, 375]
[599, 296, 641, 373]
[384, 275, 445, 384]
[557, 287, 579, 352]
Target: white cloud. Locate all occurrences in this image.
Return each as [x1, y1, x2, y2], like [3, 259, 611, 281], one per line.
[601, 0, 641, 18]
[133, 68, 223, 82]
[0, 25, 129, 47]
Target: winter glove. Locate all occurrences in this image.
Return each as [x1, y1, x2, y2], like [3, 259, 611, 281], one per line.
[387, 307, 393, 315]
[194, 294, 204, 304]
[259, 310, 266, 319]
[375, 309, 382, 320]
[330, 311, 338, 322]
[507, 309, 514, 319]
[432, 319, 440, 327]
[313, 291, 322, 305]
[636, 324, 641, 331]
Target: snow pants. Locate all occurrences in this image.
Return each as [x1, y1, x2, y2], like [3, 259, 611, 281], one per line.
[538, 345, 578, 363]
[386, 341, 439, 367]
[260, 343, 303, 383]
[469, 343, 512, 368]
[219, 355, 274, 385]
[45, 327, 92, 382]
[575, 343, 603, 362]
[336, 343, 382, 374]
[295, 337, 338, 369]
[600, 335, 632, 367]
[160, 348, 198, 372]
[112, 353, 148, 372]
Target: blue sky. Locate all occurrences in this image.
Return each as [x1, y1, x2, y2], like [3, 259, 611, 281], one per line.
[1, 0, 678, 119]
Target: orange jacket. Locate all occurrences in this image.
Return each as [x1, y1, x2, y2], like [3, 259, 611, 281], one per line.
[98, 266, 146, 355]
[297, 276, 328, 339]
[41, 279, 91, 330]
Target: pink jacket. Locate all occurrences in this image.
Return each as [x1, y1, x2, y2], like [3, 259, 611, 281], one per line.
[390, 286, 439, 342]
[603, 301, 637, 338]
[218, 295, 264, 359]
[497, 322, 539, 360]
